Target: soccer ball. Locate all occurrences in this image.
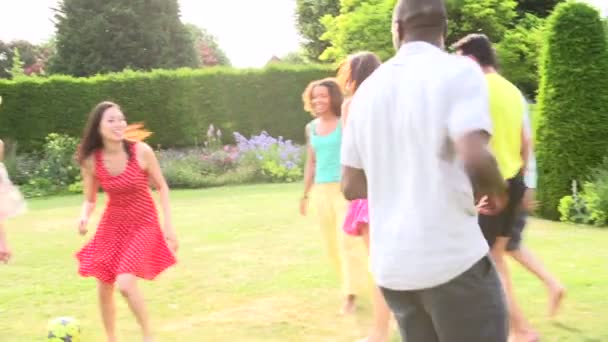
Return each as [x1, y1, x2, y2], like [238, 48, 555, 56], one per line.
[47, 317, 81, 342]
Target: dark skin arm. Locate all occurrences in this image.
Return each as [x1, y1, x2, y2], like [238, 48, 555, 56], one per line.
[457, 130, 507, 213]
[342, 166, 367, 201]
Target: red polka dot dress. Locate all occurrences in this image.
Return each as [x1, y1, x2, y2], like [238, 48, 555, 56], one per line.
[76, 143, 176, 283]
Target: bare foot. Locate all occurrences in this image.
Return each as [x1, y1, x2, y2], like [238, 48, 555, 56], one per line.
[340, 295, 356, 315]
[548, 284, 566, 317]
[0, 241, 11, 264]
[143, 336, 155, 342]
[513, 330, 540, 342]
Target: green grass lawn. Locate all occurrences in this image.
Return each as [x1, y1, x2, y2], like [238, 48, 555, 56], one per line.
[0, 183, 607, 341]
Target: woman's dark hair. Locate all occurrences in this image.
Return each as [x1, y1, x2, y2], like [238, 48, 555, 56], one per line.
[77, 101, 131, 165]
[302, 78, 344, 117]
[338, 51, 382, 94]
[451, 33, 498, 69]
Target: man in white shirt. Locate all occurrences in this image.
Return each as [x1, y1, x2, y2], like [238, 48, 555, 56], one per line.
[340, 0, 508, 340]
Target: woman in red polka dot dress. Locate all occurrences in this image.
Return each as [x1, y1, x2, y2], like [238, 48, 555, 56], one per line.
[75, 101, 178, 342]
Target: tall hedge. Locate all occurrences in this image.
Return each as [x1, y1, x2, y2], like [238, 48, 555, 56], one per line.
[0, 65, 332, 151]
[536, 1, 608, 219]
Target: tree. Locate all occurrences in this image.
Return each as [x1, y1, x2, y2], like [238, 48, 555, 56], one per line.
[0, 40, 50, 79]
[514, 0, 565, 18]
[605, 18, 608, 45]
[295, 0, 340, 62]
[9, 40, 50, 76]
[7, 41, 38, 68]
[185, 24, 230, 67]
[445, 0, 518, 46]
[320, 0, 519, 62]
[536, 2, 608, 219]
[495, 14, 545, 97]
[49, 0, 197, 76]
[10, 49, 25, 79]
[320, 0, 395, 62]
[280, 50, 310, 64]
[25, 38, 57, 76]
[0, 42, 12, 79]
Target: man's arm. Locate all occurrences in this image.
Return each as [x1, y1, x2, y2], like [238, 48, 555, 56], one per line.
[455, 131, 507, 198]
[342, 166, 367, 200]
[341, 91, 367, 200]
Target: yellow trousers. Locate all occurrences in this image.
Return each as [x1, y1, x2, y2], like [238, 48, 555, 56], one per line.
[312, 183, 366, 296]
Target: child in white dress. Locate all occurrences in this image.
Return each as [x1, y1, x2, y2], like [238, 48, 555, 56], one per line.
[0, 138, 27, 263]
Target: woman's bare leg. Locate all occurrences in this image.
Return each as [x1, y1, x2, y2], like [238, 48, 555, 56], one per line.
[358, 225, 391, 342]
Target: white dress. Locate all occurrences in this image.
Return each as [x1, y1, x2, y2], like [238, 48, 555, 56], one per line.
[0, 162, 26, 220]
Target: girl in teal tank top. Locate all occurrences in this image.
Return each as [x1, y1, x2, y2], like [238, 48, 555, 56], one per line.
[299, 78, 364, 316]
[309, 119, 342, 184]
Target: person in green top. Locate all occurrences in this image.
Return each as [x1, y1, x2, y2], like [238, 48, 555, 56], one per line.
[300, 78, 365, 315]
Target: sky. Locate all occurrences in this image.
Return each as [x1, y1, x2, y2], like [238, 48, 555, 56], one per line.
[0, 0, 302, 68]
[0, 0, 606, 68]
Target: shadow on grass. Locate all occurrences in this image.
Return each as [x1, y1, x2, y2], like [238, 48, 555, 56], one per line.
[552, 322, 602, 342]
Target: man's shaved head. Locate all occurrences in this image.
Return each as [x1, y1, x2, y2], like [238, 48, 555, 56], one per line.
[392, 0, 448, 49]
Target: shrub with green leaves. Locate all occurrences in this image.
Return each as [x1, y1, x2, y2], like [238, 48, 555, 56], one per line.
[234, 131, 305, 183]
[19, 133, 80, 197]
[37, 133, 80, 186]
[559, 158, 608, 227]
[536, 1, 608, 220]
[0, 65, 332, 152]
[159, 149, 257, 189]
[495, 14, 545, 97]
[10, 129, 305, 196]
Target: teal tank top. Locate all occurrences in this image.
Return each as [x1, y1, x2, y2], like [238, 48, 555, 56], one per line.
[309, 119, 342, 184]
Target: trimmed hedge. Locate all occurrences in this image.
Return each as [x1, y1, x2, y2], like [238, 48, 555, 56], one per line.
[0, 65, 332, 151]
[536, 2, 608, 220]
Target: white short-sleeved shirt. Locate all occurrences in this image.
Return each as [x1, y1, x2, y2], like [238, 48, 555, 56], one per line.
[341, 42, 492, 290]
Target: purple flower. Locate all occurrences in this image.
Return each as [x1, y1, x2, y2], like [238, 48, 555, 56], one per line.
[232, 131, 303, 170]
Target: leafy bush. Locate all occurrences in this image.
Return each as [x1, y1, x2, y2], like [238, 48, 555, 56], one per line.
[68, 180, 83, 194]
[160, 154, 211, 188]
[10, 154, 38, 185]
[234, 131, 305, 183]
[160, 153, 257, 189]
[495, 14, 545, 98]
[2, 139, 19, 180]
[20, 177, 59, 198]
[2, 140, 42, 187]
[0, 65, 332, 152]
[11, 129, 303, 196]
[36, 133, 80, 187]
[536, 1, 608, 219]
[14, 133, 80, 198]
[159, 130, 305, 189]
[559, 159, 608, 227]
